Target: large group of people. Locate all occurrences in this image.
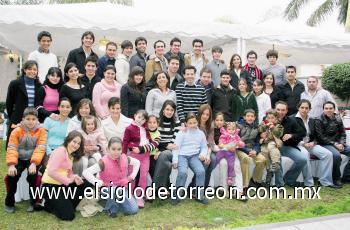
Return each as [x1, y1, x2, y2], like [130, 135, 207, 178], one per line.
[4, 30, 350, 220]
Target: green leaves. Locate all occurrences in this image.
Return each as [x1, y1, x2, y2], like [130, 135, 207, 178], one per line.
[322, 63, 350, 101]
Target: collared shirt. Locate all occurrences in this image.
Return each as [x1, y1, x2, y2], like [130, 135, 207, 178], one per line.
[295, 112, 310, 143]
[38, 47, 49, 53]
[301, 88, 337, 118]
[191, 54, 204, 82]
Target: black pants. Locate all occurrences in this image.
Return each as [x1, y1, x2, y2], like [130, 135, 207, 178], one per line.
[149, 155, 158, 179]
[5, 124, 15, 149]
[5, 160, 37, 207]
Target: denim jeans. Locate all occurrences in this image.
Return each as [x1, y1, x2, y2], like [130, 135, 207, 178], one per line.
[104, 188, 138, 216]
[323, 145, 350, 181]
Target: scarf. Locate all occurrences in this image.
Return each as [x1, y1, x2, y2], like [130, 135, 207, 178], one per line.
[243, 63, 261, 80]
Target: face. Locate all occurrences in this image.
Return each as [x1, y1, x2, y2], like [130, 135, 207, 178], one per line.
[168, 59, 180, 73]
[58, 100, 72, 117]
[238, 80, 248, 93]
[79, 104, 91, 118]
[184, 69, 195, 85]
[220, 74, 231, 86]
[39, 36, 52, 52]
[136, 40, 147, 53]
[268, 56, 277, 65]
[232, 55, 241, 68]
[298, 102, 310, 118]
[200, 109, 210, 123]
[193, 42, 203, 55]
[48, 73, 61, 85]
[266, 114, 277, 124]
[82, 34, 94, 48]
[212, 51, 222, 60]
[253, 82, 263, 94]
[67, 136, 81, 154]
[24, 65, 38, 79]
[108, 142, 123, 160]
[163, 105, 175, 118]
[134, 74, 144, 84]
[156, 73, 168, 89]
[214, 115, 225, 128]
[286, 68, 296, 81]
[276, 104, 288, 119]
[123, 46, 133, 57]
[85, 61, 97, 76]
[170, 41, 181, 54]
[244, 112, 256, 125]
[186, 117, 198, 129]
[104, 69, 116, 83]
[200, 72, 212, 86]
[106, 45, 117, 58]
[324, 103, 335, 117]
[247, 54, 257, 65]
[23, 115, 37, 129]
[264, 75, 274, 87]
[148, 117, 158, 130]
[67, 66, 79, 80]
[134, 113, 146, 126]
[109, 103, 121, 118]
[85, 119, 96, 133]
[155, 41, 165, 56]
[227, 125, 236, 134]
[307, 78, 318, 91]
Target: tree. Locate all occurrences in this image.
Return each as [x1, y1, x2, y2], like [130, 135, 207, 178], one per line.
[284, 0, 350, 29]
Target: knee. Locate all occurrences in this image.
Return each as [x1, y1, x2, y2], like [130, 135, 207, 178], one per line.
[297, 156, 308, 167]
[255, 155, 266, 165]
[240, 156, 250, 164]
[125, 203, 138, 215]
[196, 167, 205, 177]
[177, 169, 187, 179]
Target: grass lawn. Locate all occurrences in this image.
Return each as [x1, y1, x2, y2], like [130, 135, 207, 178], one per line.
[1, 140, 350, 229]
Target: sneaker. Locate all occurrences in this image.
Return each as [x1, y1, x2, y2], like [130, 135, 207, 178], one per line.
[227, 177, 234, 186]
[26, 205, 34, 212]
[5, 205, 14, 213]
[136, 198, 144, 208]
[195, 198, 208, 205]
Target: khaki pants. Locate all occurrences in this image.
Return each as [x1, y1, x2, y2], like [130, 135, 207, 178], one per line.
[260, 142, 281, 169]
[236, 150, 266, 187]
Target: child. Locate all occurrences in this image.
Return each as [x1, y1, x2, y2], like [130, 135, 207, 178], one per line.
[83, 137, 140, 218]
[258, 109, 284, 185]
[79, 115, 108, 171]
[172, 113, 208, 205]
[216, 122, 245, 186]
[213, 112, 225, 150]
[5, 107, 47, 213]
[147, 115, 161, 178]
[122, 110, 159, 208]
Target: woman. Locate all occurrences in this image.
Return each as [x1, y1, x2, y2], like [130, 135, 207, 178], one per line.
[228, 54, 252, 90]
[60, 63, 88, 117]
[253, 79, 271, 123]
[145, 71, 176, 117]
[41, 131, 89, 221]
[92, 65, 122, 120]
[120, 66, 147, 118]
[232, 79, 258, 122]
[6, 60, 42, 147]
[37, 67, 64, 123]
[263, 73, 280, 109]
[295, 99, 339, 188]
[153, 100, 181, 189]
[101, 97, 133, 141]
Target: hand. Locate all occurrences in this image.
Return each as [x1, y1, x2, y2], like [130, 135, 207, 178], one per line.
[219, 143, 224, 149]
[204, 157, 211, 166]
[260, 131, 268, 139]
[179, 125, 187, 132]
[85, 145, 95, 153]
[172, 163, 178, 169]
[199, 155, 206, 161]
[282, 134, 292, 141]
[228, 146, 236, 152]
[28, 163, 37, 175]
[132, 147, 140, 154]
[127, 176, 134, 182]
[49, 113, 60, 121]
[249, 151, 257, 157]
[8, 165, 17, 177]
[335, 144, 344, 152]
[74, 176, 84, 185]
[154, 152, 160, 160]
[167, 144, 177, 150]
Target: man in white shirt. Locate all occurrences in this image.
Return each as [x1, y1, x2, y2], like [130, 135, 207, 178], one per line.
[115, 40, 133, 85]
[184, 39, 208, 82]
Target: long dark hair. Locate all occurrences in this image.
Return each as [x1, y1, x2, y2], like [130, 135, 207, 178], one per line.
[197, 104, 213, 135]
[63, 130, 84, 162]
[128, 66, 145, 92]
[44, 67, 64, 90]
[64, 63, 82, 87]
[147, 71, 170, 90]
[21, 60, 39, 78]
[229, 54, 242, 71]
[159, 100, 177, 128]
[76, 98, 97, 121]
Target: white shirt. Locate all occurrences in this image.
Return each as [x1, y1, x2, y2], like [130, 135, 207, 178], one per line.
[28, 50, 58, 83]
[301, 88, 337, 118]
[256, 92, 272, 123]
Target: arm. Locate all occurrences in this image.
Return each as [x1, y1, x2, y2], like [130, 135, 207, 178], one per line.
[30, 128, 47, 166]
[128, 156, 140, 180]
[122, 127, 131, 154]
[92, 83, 105, 119]
[6, 81, 16, 121]
[172, 131, 184, 164]
[337, 116, 347, 145]
[145, 90, 155, 116]
[6, 128, 20, 166]
[201, 88, 208, 105]
[145, 60, 154, 82]
[129, 55, 138, 72]
[120, 86, 129, 117]
[37, 87, 54, 119]
[314, 119, 334, 145]
[199, 131, 209, 159]
[175, 85, 185, 123]
[43, 118, 53, 155]
[82, 161, 104, 187]
[272, 124, 284, 138]
[115, 59, 127, 85]
[59, 85, 67, 99]
[97, 130, 108, 155]
[65, 50, 76, 68]
[138, 130, 160, 153]
[47, 149, 74, 186]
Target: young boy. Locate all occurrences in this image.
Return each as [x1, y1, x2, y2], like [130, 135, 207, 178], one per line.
[196, 68, 214, 105]
[205, 45, 227, 87]
[5, 107, 47, 213]
[80, 56, 101, 100]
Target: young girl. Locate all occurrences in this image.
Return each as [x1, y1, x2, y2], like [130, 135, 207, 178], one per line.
[79, 115, 108, 171]
[147, 115, 161, 178]
[253, 79, 271, 123]
[172, 113, 208, 205]
[216, 122, 245, 186]
[123, 110, 159, 208]
[83, 137, 140, 218]
[213, 112, 225, 149]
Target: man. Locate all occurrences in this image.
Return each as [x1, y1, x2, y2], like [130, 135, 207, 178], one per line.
[196, 68, 214, 105]
[175, 65, 207, 123]
[211, 70, 235, 121]
[261, 49, 286, 85]
[167, 55, 183, 90]
[301, 76, 337, 118]
[129, 37, 148, 72]
[278, 66, 305, 115]
[80, 56, 101, 100]
[243, 50, 263, 82]
[205, 46, 227, 87]
[164, 37, 185, 75]
[96, 41, 117, 79]
[66, 31, 98, 75]
[115, 40, 133, 85]
[274, 101, 307, 187]
[145, 40, 168, 82]
[28, 31, 58, 83]
[184, 39, 209, 82]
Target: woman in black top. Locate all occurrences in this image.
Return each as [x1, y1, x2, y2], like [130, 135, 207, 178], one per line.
[60, 63, 88, 117]
[120, 66, 147, 118]
[263, 73, 280, 108]
[229, 54, 252, 90]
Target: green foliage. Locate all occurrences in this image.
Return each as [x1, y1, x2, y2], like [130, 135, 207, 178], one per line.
[322, 63, 350, 101]
[0, 102, 5, 114]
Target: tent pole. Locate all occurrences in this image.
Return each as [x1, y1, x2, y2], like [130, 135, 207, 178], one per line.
[19, 54, 23, 71]
[242, 38, 246, 64]
[236, 37, 241, 57]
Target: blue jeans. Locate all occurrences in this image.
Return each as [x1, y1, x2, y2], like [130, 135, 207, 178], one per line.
[299, 144, 333, 186]
[189, 152, 216, 188]
[323, 145, 350, 181]
[176, 154, 205, 199]
[103, 188, 138, 216]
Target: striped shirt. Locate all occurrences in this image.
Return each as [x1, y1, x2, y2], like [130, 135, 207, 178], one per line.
[24, 76, 35, 107]
[175, 82, 207, 122]
[158, 118, 181, 151]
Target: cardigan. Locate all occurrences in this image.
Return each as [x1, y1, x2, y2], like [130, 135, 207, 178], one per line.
[231, 92, 259, 122]
[101, 115, 133, 141]
[59, 84, 88, 118]
[120, 84, 146, 118]
[44, 117, 70, 155]
[65, 46, 98, 75]
[145, 88, 176, 118]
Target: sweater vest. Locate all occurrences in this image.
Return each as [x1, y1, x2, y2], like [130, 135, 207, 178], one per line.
[99, 154, 129, 187]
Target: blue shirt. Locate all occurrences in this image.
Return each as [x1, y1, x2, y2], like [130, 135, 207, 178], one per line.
[43, 117, 70, 155]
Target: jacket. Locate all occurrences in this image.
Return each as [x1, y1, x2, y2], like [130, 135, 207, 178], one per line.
[78, 128, 108, 155]
[96, 55, 116, 78]
[237, 119, 261, 154]
[80, 75, 102, 100]
[231, 92, 259, 122]
[211, 84, 236, 122]
[229, 69, 253, 90]
[145, 56, 168, 82]
[129, 51, 148, 72]
[314, 114, 346, 145]
[115, 53, 130, 85]
[277, 80, 305, 115]
[120, 84, 146, 118]
[280, 115, 305, 147]
[184, 53, 209, 70]
[294, 115, 317, 143]
[65, 46, 98, 75]
[164, 51, 185, 75]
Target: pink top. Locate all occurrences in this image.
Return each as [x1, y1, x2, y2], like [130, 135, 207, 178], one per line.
[219, 127, 245, 148]
[99, 154, 129, 187]
[43, 85, 59, 112]
[78, 128, 108, 155]
[92, 79, 122, 119]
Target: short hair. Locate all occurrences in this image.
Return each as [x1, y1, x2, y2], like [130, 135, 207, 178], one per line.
[168, 55, 180, 63]
[121, 40, 133, 50]
[148, 115, 159, 124]
[37, 31, 52, 42]
[106, 41, 117, 49]
[323, 101, 336, 109]
[212, 45, 223, 54]
[170, 37, 181, 46]
[63, 130, 84, 161]
[23, 107, 38, 118]
[108, 137, 122, 149]
[135, 109, 148, 120]
[286, 65, 297, 73]
[266, 49, 278, 59]
[84, 56, 98, 66]
[275, 100, 288, 108]
[135, 37, 147, 47]
[200, 68, 212, 76]
[108, 97, 121, 108]
[220, 69, 230, 77]
[21, 60, 38, 77]
[103, 65, 116, 73]
[58, 97, 72, 107]
[246, 50, 258, 59]
[153, 40, 166, 49]
[214, 112, 225, 120]
[185, 112, 197, 123]
[81, 115, 98, 133]
[192, 39, 203, 47]
[183, 65, 197, 75]
[81, 31, 95, 43]
[298, 99, 312, 109]
[265, 109, 278, 118]
[307, 76, 319, 82]
[244, 109, 256, 116]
